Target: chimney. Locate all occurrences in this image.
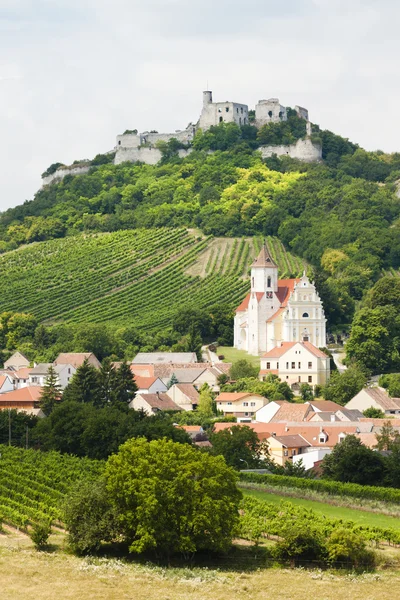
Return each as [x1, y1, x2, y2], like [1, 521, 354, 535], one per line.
[277, 340, 282, 348]
[330, 414, 335, 422]
[285, 426, 288, 432]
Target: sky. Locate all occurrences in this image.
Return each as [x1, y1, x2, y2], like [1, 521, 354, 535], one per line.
[0, 0, 398, 211]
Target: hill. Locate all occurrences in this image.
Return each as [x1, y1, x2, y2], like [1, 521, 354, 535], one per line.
[0, 229, 304, 330]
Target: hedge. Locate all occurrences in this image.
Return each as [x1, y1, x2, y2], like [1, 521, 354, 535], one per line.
[239, 472, 400, 504]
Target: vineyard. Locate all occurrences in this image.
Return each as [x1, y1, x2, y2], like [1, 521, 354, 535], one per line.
[0, 445, 103, 529]
[0, 229, 305, 330]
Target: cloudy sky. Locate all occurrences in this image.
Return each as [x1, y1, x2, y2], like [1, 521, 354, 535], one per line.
[0, 0, 397, 210]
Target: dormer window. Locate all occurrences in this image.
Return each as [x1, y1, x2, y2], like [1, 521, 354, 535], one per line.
[319, 433, 327, 444]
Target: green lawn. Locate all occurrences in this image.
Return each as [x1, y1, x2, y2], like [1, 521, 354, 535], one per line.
[218, 346, 261, 366]
[242, 488, 400, 531]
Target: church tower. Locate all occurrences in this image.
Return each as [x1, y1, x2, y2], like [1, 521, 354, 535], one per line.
[251, 245, 278, 294]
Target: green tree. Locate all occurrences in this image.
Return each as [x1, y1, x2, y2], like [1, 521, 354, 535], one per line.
[379, 373, 400, 398]
[210, 425, 264, 470]
[321, 435, 385, 485]
[322, 366, 367, 406]
[64, 479, 119, 555]
[326, 528, 375, 570]
[97, 358, 117, 407]
[300, 383, 314, 401]
[230, 360, 259, 381]
[63, 358, 100, 404]
[197, 384, 215, 417]
[375, 421, 400, 451]
[363, 407, 385, 419]
[167, 373, 179, 389]
[105, 437, 241, 557]
[113, 361, 137, 406]
[39, 366, 62, 415]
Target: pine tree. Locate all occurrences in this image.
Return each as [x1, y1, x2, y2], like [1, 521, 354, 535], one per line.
[197, 384, 215, 417]
[97, 358, 117, 407]
[39, 365, 62, 415]
[167, 373, 178, 389]
[113, 362, 138, 406]
[63, 358, 100, 404]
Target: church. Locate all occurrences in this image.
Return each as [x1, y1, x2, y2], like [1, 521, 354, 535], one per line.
[234, 246, 327, 355]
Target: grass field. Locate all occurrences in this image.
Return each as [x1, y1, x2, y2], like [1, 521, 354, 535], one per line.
[243, 488, 400, 531]
[217, 346, 261, 365]
[1, 529, 400, 600]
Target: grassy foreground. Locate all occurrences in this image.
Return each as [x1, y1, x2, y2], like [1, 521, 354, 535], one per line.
[243, 488, 400, 531]
[0, 529, 399, 600]
[218, 346, 260, 365]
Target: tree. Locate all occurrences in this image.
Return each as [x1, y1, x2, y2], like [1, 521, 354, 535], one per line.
[167, 373, 178, 389]
[326, 528, 375, 570]
[63, 358, 100, 404]
[300, 383, 314, 401]
[322, 366, 367, 406]
[321, 435, 385, 485]
[197, 384, 215, 417]
[230, 360, 259, 381]
[375, 421, 400, 451]
[363, 407, 385, 419]
[379, 373, 400, 398]
[64, 479, 119, 555]
[97, 358, 117, 407]
[113, 361, 137, 406]
[210, 425, 264, 469]
[105, 438, 241, 557]
[39, 366, 62, 415]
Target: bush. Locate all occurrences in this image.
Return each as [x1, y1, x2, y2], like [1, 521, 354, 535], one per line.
[30, 522, 51, 550]
[326, 528, 376, 570]
[273, 525, 326, 565]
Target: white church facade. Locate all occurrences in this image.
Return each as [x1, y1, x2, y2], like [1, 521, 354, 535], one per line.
[234, 246, 327, 355]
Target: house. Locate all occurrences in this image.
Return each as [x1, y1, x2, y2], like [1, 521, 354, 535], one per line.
[129, 392, 182, 415]
[254, 400, 287, 423]
[292, 448, 331, 470]
[134, 376, 167, 395]
[0, 386, 43, 412]
[54, 352, 101, 370]
[346, 387, 400, 416]
[306, 400, 344, 412]
[29, 363, 76, 390]
[132, 352, 197, 365]
[167, 384, 199, 410]
[215, 392, 267, 421]
[6, 367, 32, 389]
[259, 341, 330, 391]
[269, 402, 314, 423]
[192, 367, 225, 392]
[266, 434, 311, 466]
[4, 351, 30, 370]
[308, 408, 363, 423]
[234, 246, 326, 354]
[130, 364, 155, 378]
[0, 374, 14, 395]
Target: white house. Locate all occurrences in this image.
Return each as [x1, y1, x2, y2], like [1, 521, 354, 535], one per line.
[0, 374, 15, 394]
[134, 376, 167, 395]
[259, 341, 330, 391]
[346, 387, 400, 416]
[234, 246, 326, 355]
[167, 384, 199, 410]
[129, 392, 182, 415]
[29, 363, 76, 390]
[215, 392, 267, 421]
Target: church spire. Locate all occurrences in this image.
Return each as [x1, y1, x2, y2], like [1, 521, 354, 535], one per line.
[252, 243, 278, 268]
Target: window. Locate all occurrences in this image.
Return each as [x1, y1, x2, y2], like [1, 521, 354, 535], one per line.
[241, 107, 243, 113]
[266, 291, 272, 299]
[286, 362, 289, 369]
[244, 412, 249, 416]
[268, 110, 273, 117]
[68, 368, 71, 374]
[319, 435, 325, 443]
[225, 107, 229, 112]
[283, 450, 288, 456]
[219, 116, 223, 123]
[298, 362, 301, 369]
[250, 402, 256, 407]
[237, 107, 239, 113]
[252, 276, 254, 288]
[277, 362, 279, 369]
[32, 376, 37, 383]
[227, 402, 232, 406]
[118, 140, 121, 145]
[303, 336, 309, 342]
[243, 402, 249, 407]
[298, 376, 301, 382]
[308, 376, 312, 383]
[308, 361, 312, 368]
[291, 362, 295, 369]
[218, 108, 222, 113]
[279, 111, 283, 118]
[239, 117, 242, 124]
[292, 449, 296, 455]
[266, 362, 271, 369]
[267, 276, 271, 287]
[302, 312, 309, 318]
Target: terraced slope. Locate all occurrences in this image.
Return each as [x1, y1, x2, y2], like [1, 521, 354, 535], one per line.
[0, 229, 305, 331]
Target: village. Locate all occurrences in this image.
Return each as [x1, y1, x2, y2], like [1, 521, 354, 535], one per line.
[0, 245, 397, 473]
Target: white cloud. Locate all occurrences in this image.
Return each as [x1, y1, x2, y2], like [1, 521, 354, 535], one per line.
[0, 0, 399, 210]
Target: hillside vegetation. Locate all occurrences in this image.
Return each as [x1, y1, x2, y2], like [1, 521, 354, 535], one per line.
[0, 229, 303, 329]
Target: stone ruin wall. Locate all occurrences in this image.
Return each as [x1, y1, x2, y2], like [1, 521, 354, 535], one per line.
[259, 138, 322, 163]
[42, 164, 91, 187]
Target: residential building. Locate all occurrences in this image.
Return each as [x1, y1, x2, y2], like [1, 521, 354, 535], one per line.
[54, 352, 101, 369]
[129, 392, 182, 415]
[234, 246, 326, 354]
[134, 376, 167, 395]
[0, 374, 15, 395]
[4, 352, 30, 370]
[256, 401, 314, 423]
[346, 387, 400, 416]
[29, 363, 76, 390]
[259, 341, 330, 391]
[0, 386, 43, 412]
[292, 448, 331, 470]
[306, 400, 344, 412]
[167, 384, 199, 410]
[266, 434, 311, 466]
[215, 392, 267, 421]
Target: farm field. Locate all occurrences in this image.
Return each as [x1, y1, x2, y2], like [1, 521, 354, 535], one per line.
[0, 228, 305, 331]
[242, 488, 400, 531]
[1, 531, 400, 600]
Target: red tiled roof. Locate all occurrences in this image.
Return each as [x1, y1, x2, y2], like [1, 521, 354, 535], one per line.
[252, 245, 278, 268]
[13, 368, 32, 379]
[174, 384, 200, 402]
[262, 341, 328, 359]
[276, 279, 299, 306]
[307, 400, 344, 412]
[216, 392, 254, 403]
[134, 376, 158, 389]
[0, 386, 43, 403]
[236, 292, 264, 312]
[54, 353, 100, 369]
[130, 364, 155, 377]
[268, 434, 311, 448]
[270, 403, 313, 422]
[137, 393, 182, 411]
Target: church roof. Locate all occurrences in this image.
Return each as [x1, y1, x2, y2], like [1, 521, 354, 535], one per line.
[252, 245, 278, 268]
[236, 292, 264, 312]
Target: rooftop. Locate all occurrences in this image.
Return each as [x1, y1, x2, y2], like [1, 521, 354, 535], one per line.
[132, 352, 197, 365]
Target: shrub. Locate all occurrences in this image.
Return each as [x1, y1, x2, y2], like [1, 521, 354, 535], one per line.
[326, 528, 376, 571]
[273, 525, 326, 565]
[30, 522, 51, 550]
